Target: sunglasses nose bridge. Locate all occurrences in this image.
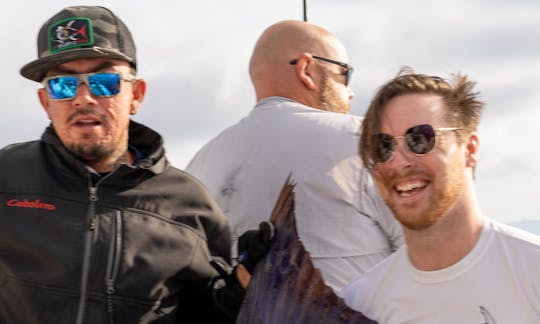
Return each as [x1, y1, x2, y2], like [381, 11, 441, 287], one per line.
[390, 135, 415, 165]
[77, 75, 90, 87]
[69, 75, 98, 102]
[74, 77, 91, 95]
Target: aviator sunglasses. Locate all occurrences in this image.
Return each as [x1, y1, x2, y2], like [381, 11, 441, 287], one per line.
[372, 124, 461, 164]
[289, 55, 354, 86]
[42, 72, 135, 100]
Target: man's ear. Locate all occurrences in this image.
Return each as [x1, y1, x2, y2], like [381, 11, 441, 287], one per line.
[465, 132, 479, 168]
[130, 78, 147, 115]
[37, 88, 52, 120]
[294, 53, 318, 91]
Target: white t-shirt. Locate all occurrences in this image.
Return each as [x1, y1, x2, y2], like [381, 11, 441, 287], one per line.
[340, 218, 540, 323]
[186, 97, 403, 291]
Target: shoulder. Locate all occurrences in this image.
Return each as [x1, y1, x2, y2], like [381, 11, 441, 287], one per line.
[340, 245, 406, 308]
[292, 104, 363, 131]
[0, 140, 42, 164]
[489, 218, 540, 248]
[158, 166, 230, 227]
[160, 165, 219, 202]
[484, 218, 540, 278]
[255, 99, 363, 131]
[0, 140, 41, 153]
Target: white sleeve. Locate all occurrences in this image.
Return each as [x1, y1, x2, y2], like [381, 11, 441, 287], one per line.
[359, 168, 404, 250]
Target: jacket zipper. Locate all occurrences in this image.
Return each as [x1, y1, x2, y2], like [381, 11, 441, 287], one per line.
[105, 210, 122, 324]
[76, 186, 99, 324]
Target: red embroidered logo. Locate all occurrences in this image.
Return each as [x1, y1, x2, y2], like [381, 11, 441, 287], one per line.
[6, 198, 56, 211]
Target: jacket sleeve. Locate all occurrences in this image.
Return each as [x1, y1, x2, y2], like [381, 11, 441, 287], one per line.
[181, 170, 232, 262]
[210, 259, 246, 323]
[175, 171, 243, 323]
[177, 257, 245, 324]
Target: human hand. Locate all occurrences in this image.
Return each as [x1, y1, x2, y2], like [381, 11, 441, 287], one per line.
[237, 221, 274, 274]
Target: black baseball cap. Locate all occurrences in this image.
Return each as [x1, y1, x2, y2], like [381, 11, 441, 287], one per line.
[20, 6, 136, 82]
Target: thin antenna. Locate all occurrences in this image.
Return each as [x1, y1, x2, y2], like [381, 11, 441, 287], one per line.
[303, 0, 308, 22]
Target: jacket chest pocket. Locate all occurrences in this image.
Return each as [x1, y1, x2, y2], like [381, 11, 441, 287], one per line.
[93, 209, 204, 301]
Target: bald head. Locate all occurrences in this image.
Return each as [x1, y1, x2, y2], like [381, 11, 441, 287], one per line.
[249, 20, 351, 110]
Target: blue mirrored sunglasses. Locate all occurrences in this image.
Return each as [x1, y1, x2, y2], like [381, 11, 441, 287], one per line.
[41, 72, 135, 100]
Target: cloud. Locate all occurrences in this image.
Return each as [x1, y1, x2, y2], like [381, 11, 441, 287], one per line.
[1, 0, 538, 226]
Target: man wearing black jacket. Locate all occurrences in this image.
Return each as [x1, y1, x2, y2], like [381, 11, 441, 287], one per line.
[0, 6, 252, 323]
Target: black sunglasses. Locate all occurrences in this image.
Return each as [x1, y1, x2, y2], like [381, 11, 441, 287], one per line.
[289, 55, 354, 86]
[371, 124, 461, 164]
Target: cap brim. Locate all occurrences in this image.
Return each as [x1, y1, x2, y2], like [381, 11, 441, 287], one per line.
[20, 47, 135, 82]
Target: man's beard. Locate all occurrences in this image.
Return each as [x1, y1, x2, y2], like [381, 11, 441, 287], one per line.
[67, 139, 116, 165]
[319, 73, 350, 114]
[376, 161, 466, 231]
[64, 107, 116, 164]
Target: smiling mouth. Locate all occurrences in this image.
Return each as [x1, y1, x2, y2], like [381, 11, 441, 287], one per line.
[75, 119, 102, 127]
[395, 180, 428, 197]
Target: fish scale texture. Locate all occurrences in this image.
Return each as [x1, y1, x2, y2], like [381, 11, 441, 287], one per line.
[236, 181, 376, 324]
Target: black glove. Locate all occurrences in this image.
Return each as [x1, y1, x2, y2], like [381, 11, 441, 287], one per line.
[237, 221, 275, 274]
[209, 257, 245, 323]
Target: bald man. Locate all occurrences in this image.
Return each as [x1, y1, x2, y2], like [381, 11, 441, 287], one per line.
[186, 20, 403, 291]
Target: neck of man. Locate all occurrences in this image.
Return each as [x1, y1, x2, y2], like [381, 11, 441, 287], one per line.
[404, 186, 484, 271]
[88, 149, 134, 174]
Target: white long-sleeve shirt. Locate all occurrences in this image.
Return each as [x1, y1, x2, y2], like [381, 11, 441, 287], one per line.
[186, 97, 403, 291]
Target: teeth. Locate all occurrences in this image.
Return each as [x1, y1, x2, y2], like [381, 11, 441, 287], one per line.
[77, 120, 99, 125]
[400, 191, 413, 197]
[396, 181, 426, 194]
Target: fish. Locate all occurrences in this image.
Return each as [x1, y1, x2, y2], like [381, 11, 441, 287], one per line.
[236, 180, 376, 323]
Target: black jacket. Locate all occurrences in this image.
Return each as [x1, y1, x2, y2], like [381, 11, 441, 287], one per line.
[0, 121, 237, 323]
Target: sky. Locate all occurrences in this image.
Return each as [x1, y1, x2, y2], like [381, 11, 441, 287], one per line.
[1, 0, 539, 234]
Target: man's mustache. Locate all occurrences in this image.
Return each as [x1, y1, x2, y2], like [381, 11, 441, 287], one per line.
[67, 108, 107, 125]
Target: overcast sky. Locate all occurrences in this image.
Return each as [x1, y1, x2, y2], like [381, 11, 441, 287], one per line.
[2, 0, 539, 233]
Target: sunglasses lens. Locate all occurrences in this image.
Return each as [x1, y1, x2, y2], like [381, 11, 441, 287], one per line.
[47, 76, 79, 99]
[373, 133, 395, 163]
[88, 73, 121, 97]
[405, 124, 436, 154]
[346, 67, 353, 85]
[46, 73, 123, 100]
